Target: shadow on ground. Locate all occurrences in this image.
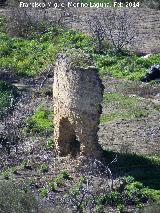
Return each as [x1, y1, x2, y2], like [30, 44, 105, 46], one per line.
[103, 150, 160, 190]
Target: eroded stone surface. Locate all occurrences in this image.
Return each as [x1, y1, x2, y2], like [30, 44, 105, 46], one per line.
[53, 53, 104, 158]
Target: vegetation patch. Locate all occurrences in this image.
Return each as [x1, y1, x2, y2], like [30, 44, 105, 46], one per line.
[24, 106, 54, 135]
[97, 175, 160, 212]
[1, 15, 160, 80]
[0, 180, 37, 213]
[95, 53, 160, 80]
[101, 92, 152, 123]
[0, 20, 94, 77]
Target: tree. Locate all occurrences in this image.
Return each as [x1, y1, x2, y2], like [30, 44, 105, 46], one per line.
[87, 9, 138, 54]
[87, 15, 106, 54]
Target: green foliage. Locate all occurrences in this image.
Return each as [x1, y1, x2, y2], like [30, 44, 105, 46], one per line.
[1, 15, 159, 80]
[70, 176, 87, 194]
[39, 187, 49, 198]
[61, 170, 71, 180]
[104, 151, 160, 190]
[48, 171, 71, 191]
[0, 32, 58, 76]
[95, 204, 105, 213]
[25, 106, 54, 135]
[40, 163, 49, 174]
[45, 138, 55, 150]
[57, 30, 94, 53]
[48, 180, 57, 191]
[0, 170, 10, 180]
[21, 159, 32, 170]
[0, 24, 94, 77]
[0, 80, 16, 117]
[0, 180, 37, 213]
[11, 166, 18, 175]
[94, 53, 160, 80]
[97, 176, 160, 212]
[101, 92, 151, 123]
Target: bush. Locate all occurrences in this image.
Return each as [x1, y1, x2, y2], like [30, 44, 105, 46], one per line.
[0, 180, 37, 213]
[39, 187, 49, 198]
[97, 176, 160, 212]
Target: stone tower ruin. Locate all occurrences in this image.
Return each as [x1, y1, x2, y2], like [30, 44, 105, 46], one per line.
[53, 51, 104, 158]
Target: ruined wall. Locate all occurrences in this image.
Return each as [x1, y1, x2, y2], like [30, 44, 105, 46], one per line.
[53, 53, 104, 158]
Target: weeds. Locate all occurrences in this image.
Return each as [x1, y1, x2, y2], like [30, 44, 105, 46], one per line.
[24, 106, 54, 136]
[0, 181, 38, 213]
[40, 163, 49, 174]
[101, 92, 153, 123]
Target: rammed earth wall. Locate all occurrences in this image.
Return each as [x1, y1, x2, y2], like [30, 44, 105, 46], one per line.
[53, 54, 104, 158]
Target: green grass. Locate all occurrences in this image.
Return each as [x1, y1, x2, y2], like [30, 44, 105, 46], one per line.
[0, 23, 94, 77]
[95, 53, 160, 80]
[0, 80, 17, 116]
[1, 15, 160, 80]
[101, 92, 151, 123]
[0, 31, 59, 76]
[24, 105, 54, 135]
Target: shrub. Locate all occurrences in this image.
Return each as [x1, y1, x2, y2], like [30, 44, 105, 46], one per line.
[97, 176, 160, 212]
[87, 8, 138, 54]
[0, 180, 37, 213]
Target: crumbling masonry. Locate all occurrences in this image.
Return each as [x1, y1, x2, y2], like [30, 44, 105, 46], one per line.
[53, 53, 104, 158]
